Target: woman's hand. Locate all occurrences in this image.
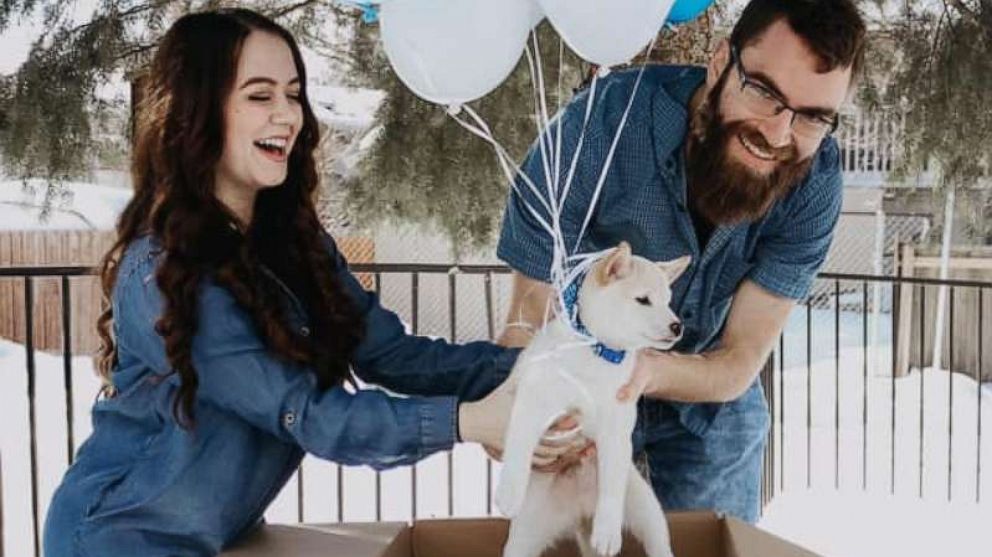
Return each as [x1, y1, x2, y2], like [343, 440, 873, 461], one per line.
[458, 376, 595, 473]
[485, 414, 596, 473]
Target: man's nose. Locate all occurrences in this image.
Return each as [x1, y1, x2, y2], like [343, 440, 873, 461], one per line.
[757, 109, 794, 149]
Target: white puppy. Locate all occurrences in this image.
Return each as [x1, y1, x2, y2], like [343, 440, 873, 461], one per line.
[496, 242, 690, 557]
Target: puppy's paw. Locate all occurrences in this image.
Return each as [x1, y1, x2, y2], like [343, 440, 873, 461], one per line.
[495, 477, 525, 518]
[639, 529, 675, 557]
[589, 512, 623, 556]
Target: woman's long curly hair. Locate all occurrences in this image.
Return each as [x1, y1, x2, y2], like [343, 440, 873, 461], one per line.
[95, 8, 364, 427]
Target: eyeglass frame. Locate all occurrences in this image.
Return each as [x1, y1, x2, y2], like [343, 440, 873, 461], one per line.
[727, 45, 840, 138]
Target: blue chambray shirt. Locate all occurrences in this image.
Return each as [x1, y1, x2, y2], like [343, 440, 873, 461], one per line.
[44, 234, 518, 557]
[498, 65, 842, 435]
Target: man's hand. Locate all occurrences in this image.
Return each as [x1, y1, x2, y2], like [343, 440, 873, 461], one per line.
[616, 280, 795, 404]
[616, 350, 662, 403]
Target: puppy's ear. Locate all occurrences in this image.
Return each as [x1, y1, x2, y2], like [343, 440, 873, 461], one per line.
[657, 255, 692, 284]
[596, 242, 633, 285]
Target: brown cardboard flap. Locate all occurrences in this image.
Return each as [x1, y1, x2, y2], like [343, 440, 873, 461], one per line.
[221, 522, 407, 557]
[408, 518, 627, 557]
[412, 518, 507, 557]
[310, 522, 409, 544]
[408, 514, 728, 557]
[666, 512, 728, 557]
[723, 517, 821, 557]
[222, 512, 817, 557]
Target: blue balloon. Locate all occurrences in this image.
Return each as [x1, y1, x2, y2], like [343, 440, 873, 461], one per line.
[667, 0, 716, 24]
[338, 0, 379, 23]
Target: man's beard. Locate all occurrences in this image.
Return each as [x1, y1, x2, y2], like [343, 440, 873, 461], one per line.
[685, 82, 814, 226]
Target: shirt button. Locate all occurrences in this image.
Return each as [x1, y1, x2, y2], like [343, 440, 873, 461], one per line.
[299, 326, 310, 337]
[684, 310, 694, 320]
[283, 411, 297, 428]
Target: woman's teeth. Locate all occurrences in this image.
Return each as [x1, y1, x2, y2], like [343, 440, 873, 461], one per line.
[254, 137, 287, 156]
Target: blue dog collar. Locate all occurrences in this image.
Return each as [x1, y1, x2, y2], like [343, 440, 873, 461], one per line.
[561, 272, 627, 365]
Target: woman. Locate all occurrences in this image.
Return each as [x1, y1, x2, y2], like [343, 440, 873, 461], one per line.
[43, 9, 574, 556]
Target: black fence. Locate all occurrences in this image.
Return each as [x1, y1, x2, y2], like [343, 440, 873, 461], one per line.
[0, 265, 989, 557]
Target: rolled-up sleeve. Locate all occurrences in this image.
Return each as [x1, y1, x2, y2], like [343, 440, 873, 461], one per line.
[326, 236, 520, 402]
[747, 141, 844, 300]
[117, 259, 459, 470]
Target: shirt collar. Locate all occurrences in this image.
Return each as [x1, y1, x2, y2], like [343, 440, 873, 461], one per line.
[650, 65, 707, 178]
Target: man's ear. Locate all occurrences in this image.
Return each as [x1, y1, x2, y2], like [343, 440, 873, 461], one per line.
[657, 255, 692, 284]
[707, 39, 731, 88]
[596, 242, 633, 285]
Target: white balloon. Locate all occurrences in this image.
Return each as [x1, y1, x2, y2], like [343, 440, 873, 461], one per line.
[380, 0, 538, 105]
[538, 0, 675, 67]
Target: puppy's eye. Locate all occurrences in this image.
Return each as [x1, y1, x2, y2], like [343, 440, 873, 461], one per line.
[635, 296, 651, 306]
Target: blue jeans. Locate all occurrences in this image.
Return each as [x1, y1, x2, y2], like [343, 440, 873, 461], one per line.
[633, 381, 770, 523]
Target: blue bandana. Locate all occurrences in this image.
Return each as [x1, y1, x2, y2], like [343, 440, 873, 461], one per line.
[561, 272, 627, 365]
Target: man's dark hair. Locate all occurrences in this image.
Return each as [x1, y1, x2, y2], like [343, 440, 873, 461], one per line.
[729, 0, 866, 80]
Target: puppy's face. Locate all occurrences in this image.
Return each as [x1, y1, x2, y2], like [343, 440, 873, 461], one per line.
[577, 242, 690, 351]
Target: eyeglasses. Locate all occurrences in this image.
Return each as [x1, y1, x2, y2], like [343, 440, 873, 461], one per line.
[729, 46, 840, 139]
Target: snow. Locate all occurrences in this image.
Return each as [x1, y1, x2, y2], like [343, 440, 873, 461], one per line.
[0, 0, 107, 75]
[0, 179, 131, 231]
[760, 490, 989, 556]
[309, 85, 385, 132]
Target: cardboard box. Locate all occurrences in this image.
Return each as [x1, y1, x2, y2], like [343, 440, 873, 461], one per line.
[222, 511, 820, 557]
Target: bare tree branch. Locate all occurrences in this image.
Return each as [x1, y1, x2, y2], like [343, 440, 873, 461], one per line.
[270, 0, 321, 19]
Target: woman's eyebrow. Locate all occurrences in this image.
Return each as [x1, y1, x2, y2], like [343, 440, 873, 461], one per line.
[239, 76, 301, 90]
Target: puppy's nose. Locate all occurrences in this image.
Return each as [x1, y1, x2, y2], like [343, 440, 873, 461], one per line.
[669, 322, 683, 337]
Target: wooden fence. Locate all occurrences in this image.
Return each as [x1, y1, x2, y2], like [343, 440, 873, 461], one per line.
[895, 245, 992, 382]
[0, 230, 113, 355]
[0, 230, 375, 356]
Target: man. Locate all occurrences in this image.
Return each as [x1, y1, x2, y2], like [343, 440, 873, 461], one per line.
[496, 0, 866, 523]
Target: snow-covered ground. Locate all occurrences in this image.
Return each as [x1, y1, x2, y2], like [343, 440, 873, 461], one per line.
[759, 308, 992, 556]
[0, 179, 131, 230]
[1, 303, 990, 556]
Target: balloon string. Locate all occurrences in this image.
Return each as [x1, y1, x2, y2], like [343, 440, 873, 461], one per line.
[524, 44, 556, 219]
[448, 108, 555, 241]
[523, 30, 606, 324]
[448, 34, 657, 337]
[524, 32, 568, 316]
[573, 36, 656, 253]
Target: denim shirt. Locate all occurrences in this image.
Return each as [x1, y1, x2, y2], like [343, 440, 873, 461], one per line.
[44, 234, 519, 557]
[498, 65, 842, 435]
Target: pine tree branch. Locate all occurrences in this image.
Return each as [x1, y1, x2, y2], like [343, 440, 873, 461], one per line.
[945, 0, 978, 20]
[0, 200, 97, 229]
[270, 0, 323, 19]
[114, 42, 156, 64]
[60, 0, 174, 38]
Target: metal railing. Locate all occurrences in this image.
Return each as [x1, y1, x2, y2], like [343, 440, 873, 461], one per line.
[0, 264, 989, 557]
